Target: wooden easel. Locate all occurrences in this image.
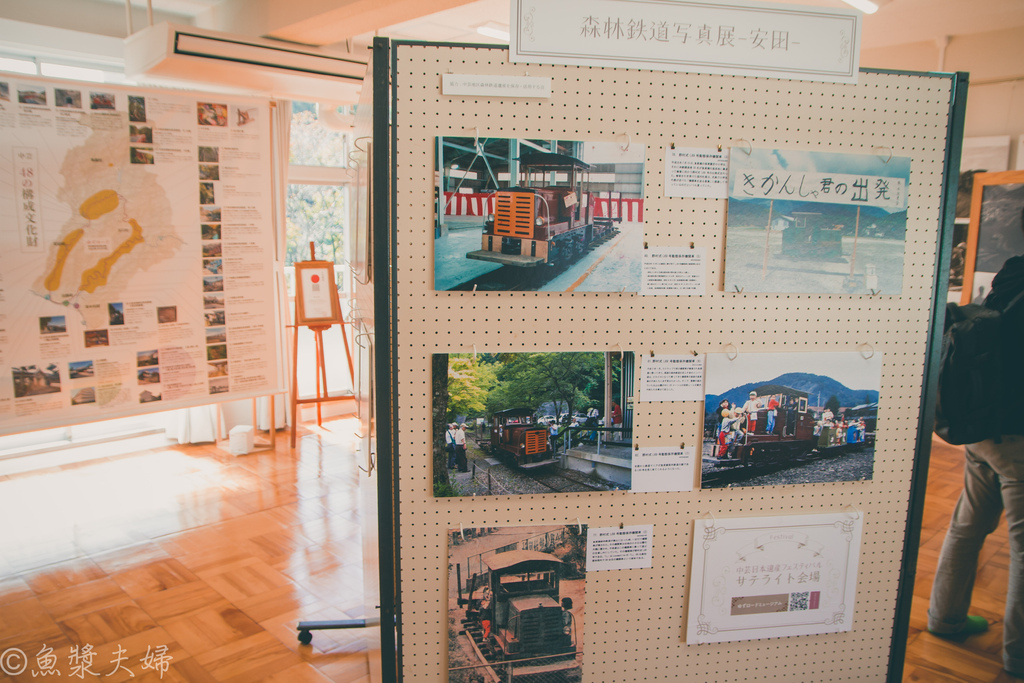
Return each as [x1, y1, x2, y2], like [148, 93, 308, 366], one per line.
[289, 244, 355, 447]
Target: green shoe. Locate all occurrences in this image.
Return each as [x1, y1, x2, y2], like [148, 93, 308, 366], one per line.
[929, 615, 989, 637]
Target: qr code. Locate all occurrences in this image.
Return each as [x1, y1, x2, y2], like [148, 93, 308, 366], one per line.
[312, 284, 320, 292]
[789, 592, 810, 611]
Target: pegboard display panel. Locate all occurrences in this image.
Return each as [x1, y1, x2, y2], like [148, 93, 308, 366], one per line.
[387, 43, 955, 681]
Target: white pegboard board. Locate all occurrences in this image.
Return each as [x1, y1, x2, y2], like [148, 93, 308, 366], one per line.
[385, 42, 956, 681]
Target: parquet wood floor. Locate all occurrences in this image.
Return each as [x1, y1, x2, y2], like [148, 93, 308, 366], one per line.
[903, 437, 1019, 682]
[0, 418, 376, 682]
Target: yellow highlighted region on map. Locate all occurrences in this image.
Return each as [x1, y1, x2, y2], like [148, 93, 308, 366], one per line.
[80, 219, 144, 293]
[79, 189, 119, 220]
[43, 228, 85, 292]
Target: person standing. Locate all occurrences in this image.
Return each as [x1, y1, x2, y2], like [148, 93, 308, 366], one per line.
[454, 423, 468, 472]
[561, 597, 575, 640]
[742, 392, 761, 433]
[445, 423, 457, 469]
[717, 409, 733, 458]
[766, 395, 780, 434]
[928, 216, 1024, 678]
[610, 401, 623, 443]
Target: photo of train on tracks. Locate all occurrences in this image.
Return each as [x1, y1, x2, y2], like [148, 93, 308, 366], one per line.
[432, 351, 636, 497]
[434, 137, 645, 292]
[448, 525, 586, 683]
[724, 147, 912, 295]
[701, 351, 883, 489]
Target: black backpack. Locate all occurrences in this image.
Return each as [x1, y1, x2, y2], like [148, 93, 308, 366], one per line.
[934, 290, 1024, 445]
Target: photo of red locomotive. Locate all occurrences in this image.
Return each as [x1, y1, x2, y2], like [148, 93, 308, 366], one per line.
[489, 408, 559, 469]
[466, 152, 619, 268]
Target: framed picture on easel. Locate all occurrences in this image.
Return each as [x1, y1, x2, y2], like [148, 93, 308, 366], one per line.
[294, 259, 343, 326]
[961, 170, 1024, 304]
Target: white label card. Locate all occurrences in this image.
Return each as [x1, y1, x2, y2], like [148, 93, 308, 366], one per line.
[641, 247, 707, 295]
[441, 74, 552, 98]
[687, 511, 862, 643]
[639, 354, 705, 402]
[300, 266, 334, 319]
[632, 447, 696, 492]
[665, 147, 729, 199]
[587, 525, 654, 570]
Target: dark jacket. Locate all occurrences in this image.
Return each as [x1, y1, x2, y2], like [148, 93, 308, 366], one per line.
[985, 255, 1024, 435]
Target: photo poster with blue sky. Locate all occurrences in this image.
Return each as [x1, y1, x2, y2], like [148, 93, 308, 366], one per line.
[701, 351, 883, 489]
[725, 148, 912, 294]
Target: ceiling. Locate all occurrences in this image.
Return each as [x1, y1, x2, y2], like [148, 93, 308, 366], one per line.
[8, 0, 1024, 52]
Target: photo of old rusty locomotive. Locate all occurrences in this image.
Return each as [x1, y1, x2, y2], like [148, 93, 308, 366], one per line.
[458, 550, 580, 681]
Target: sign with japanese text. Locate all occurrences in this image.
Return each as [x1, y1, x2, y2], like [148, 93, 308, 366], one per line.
[733, 166, 906, 209]
[632, 446, 696, 492]
[638, 353, 705, 400]
[587, 524, 654, 570]
[641, 247, 707, 295]
[441, 73, 552, 98]
[511, 0, 861, 84]
[664, 146, 728, 199]
[686, 511, 862, 643]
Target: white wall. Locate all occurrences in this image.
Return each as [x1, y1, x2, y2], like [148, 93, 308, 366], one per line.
[862, 26, 1024, 167]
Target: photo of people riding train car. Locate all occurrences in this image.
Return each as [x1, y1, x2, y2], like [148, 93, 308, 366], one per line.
[701, 351, 883, 489]
[447, 525, 586, 683]
[432, 351, 635, 497]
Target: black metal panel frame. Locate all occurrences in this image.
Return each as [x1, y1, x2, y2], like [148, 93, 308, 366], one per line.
[373, 36, 400, 683]
[886, 70, 970, 682]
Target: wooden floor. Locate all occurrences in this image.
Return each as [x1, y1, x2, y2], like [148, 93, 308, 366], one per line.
[903, 436, 1019, 682]
[0, 418, 376, 682]
[1, 425, 1016, 682]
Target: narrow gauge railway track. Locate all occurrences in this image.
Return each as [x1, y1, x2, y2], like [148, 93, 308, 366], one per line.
[450, 229, 619, 292]
[525, 468, 610, 494]
[450, 264, 546, 291]
[702, 443, 866, 487]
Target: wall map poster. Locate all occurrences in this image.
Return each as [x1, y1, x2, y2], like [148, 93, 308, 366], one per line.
[725, 148, 911, 294]
[686, 511, 862, 644]
[0, 76, 279, 434]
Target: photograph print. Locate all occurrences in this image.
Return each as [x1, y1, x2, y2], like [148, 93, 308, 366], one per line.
[702, 351, 882, 489]
[434, 137, 645, 292]
[961, 170, 1024, 304]
[432, 351, 634, 497]
[725, 148, 911, 294]
[447, 524, 586, 683]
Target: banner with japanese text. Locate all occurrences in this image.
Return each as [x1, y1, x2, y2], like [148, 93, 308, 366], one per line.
[511, 0, 861, 83]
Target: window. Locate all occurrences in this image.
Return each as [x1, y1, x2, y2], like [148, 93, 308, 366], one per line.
[285, 101, 351, 292]
[286, 102, 354, 398]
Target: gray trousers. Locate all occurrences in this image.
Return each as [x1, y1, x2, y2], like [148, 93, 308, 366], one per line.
[928, 435, 1024, 674]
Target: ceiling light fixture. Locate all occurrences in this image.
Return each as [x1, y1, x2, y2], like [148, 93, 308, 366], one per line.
[839, 0, 879, 14]
[0, 56, 37, 75]
[476, 25, 510, 42]
[41, 63, 106, 83]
